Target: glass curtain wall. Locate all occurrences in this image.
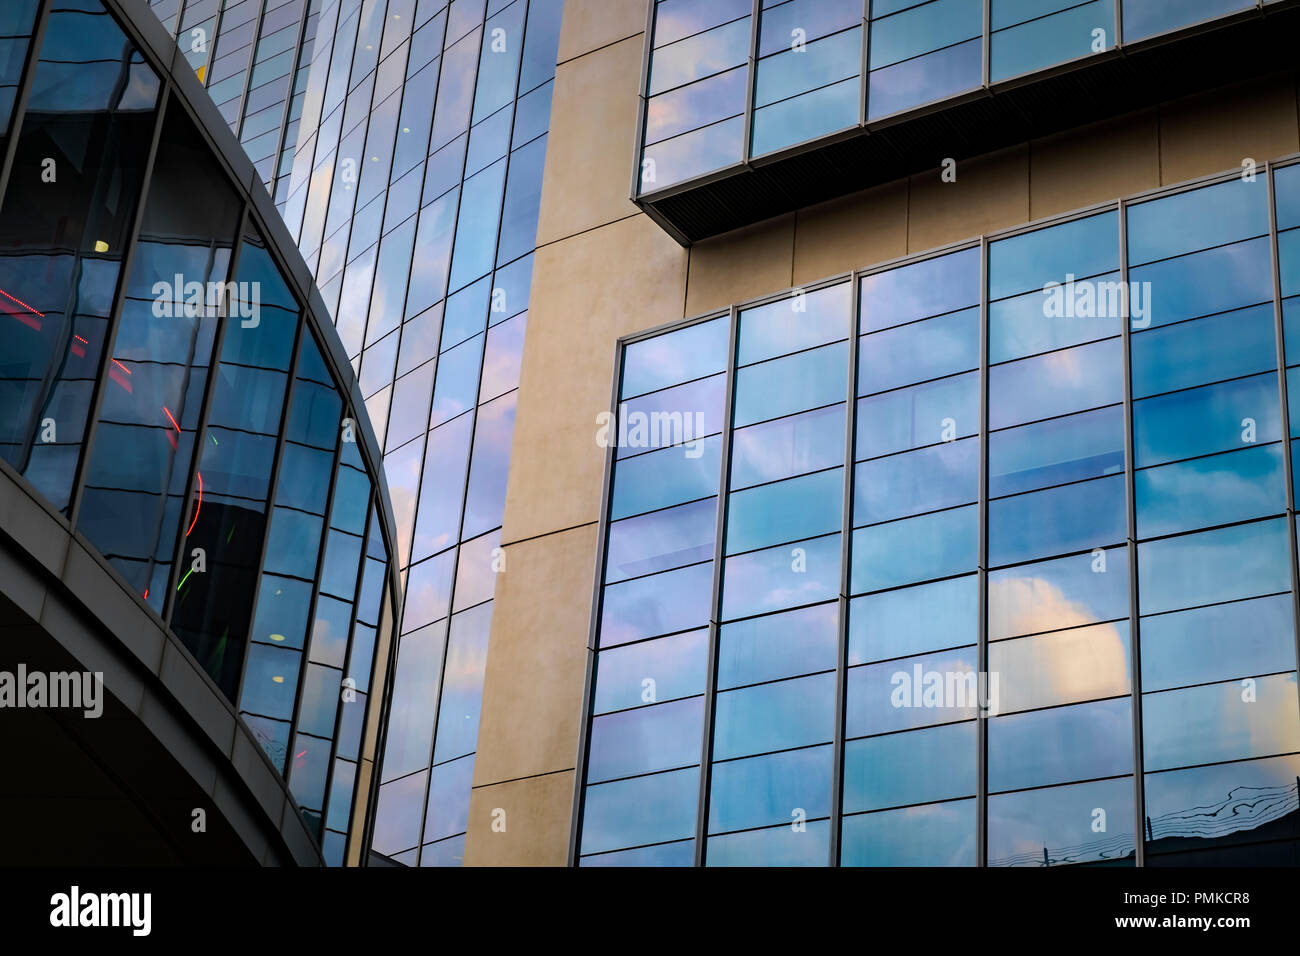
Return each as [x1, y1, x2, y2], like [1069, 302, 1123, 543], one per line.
[577, 164, 1300, 867]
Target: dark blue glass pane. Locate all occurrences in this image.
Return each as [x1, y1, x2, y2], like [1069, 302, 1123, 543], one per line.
[989, 212, 1119, 300]
[856, 372, 979, 459]
[594, 629, 709, 713]
[990, 0, 1114, 81]
[707, 821, 830, 866]
[988, 273, 1124, 363]
[858, 308, 979, 394]
[734, 341, 849, 427]
[867, 37, 981, 119]
[1121, 0, 1254, 43]
[1130, 304, 1276, 398]
[1130, 238, 1273, 329]
[727, 468, 843, 554]
[1133, 373, 1280, 467]
[754, 29, 861, 108]
[990, 406, 1124, 497]
[1277, 164, 1300, 231]
[580, 839, 694, 867]
[860, 248, 980, 332]
[1127, 178, 1269, 265]
[611, 438, 722, 519]
[587, 697, 705, 782]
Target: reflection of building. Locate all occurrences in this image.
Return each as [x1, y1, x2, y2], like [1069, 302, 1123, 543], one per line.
[0, 0, 399, 865]
[448, 0, 1300, 867]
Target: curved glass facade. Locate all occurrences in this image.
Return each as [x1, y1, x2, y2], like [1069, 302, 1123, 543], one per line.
[273, 0, 564, 866]
[576, 163, 1300, 867]
[0, 0, 399, 866]
[636, 0, 1288, 195]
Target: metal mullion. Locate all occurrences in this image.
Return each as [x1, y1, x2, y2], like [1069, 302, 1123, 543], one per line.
[1118, 197, 1147, 867]
[976, 236, 989, 867]
[566, 338, 623, 865]
[0, 0, 51, 204]
[228, 0, 269, 139]
[68, 83, 172, 532]
[162, 204, 253, 625]
[1115, 0, 1124, 46]
[411, 2, 526, 861]
[694, 304, 740, 868]
[319, 495, 376, 856]
[859, 0, 869, 126]
[285, 400, 347, 792]
[229, 293, 308, 722]
[629, 0, 656, 201]
[829, 273, 860, 866]
[1265, 162, 1300, 733]
[981, 0, 991, 89]
[262, 0, 313, 191]
[741, 0, 760, 165]
[359, 579, 398, 863]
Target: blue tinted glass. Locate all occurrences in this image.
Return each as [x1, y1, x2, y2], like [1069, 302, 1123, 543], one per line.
[846, 646, 980, 736]
[989, 547, 1129, 641]
[707, 820, 830, 866]
[722, 532, 841, 619]
[751, 76, 858, 156]
[989, 475, 1126, 567]
[648, 19, 750, 96]
[709, 745, 832, 832]
[1143, 673, 1299, 772]
[859, 308, 979, 394]
[1133, 373, 1280, 467]
[841, 799, 976, 866]
[645, 66, 746, 145]
[580, 767, 699, 855]
[717, 603, 839, 689]
[856, 372, 979, 458]
[587, 697, 705, 782]
[1138, 519, 1291, 615]
[867, 37, 981, 119]
[581, 839, 694, 867]
[738, 283, 850, 366]
[1127, 178, 1269, 266]
[989, 212, 1119, 300]
[852, 505, 977, 594]
[988, 274, 1124, 363]
[734, 341, 848, 427]
[601, 562, 713, 647]
[605, 497, 716, 582]
[990, 406, 1124, 497]
[988, 697, 1132, 792]
[1141, 595, 1296, 692]
[758, 0, 861, 56]
[593, 629, 708, 713]
[754, 29, 861, 108]
[1136, 445, 1286, 538]
[713, 672, 835, 759]
[1130, 304, 1276, 398]
[730, 404, 845, 489]
[610, 439, 722, 519]
[1121, 0, 1254, 43]
[988, 777, 1135, 866]
[641, 116, 745, 191]
[622, 317, 729, 398]
[1143, 754, 1300, 851]
[860, 248, 980, 332]
[1277, 165, 1300, 231]
[654, 0, 751, 47]
[727, 468, 842, 554]
[990, 0, 1114, 81]
[849, 575, 978, 663]
[869, 0, 982, 68]
[990, 339, 1123, 430]
[843, 722, 976, 812]
[1130, 238, 1273, 328]
[617, 373, 726, 458]
[855, 438, 978, 524]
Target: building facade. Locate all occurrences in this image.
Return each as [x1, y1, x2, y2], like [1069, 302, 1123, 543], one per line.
[0, 0, 399, 866]
[459, 0, 1300, 866]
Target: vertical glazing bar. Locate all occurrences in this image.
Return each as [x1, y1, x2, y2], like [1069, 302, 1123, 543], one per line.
[742, 0, 760, 165]
[695, 303, 740, 868]
[981, 0, 991, 89]
[1118, 198, 1146, 868]
[976, 235, 989, 867]
[829, 274, 860, 866]
[858, 0, 869, 127]
[630, 0, 656, 200]
[0, 0, 50, 204]
[567, 338, 624, 865]
[1265, 162, 1300, 730]
[69, 84, 173, 531]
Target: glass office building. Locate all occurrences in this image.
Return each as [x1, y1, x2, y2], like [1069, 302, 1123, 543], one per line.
[573, 167, 1300, 866]
[0, 0, 399, 865]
